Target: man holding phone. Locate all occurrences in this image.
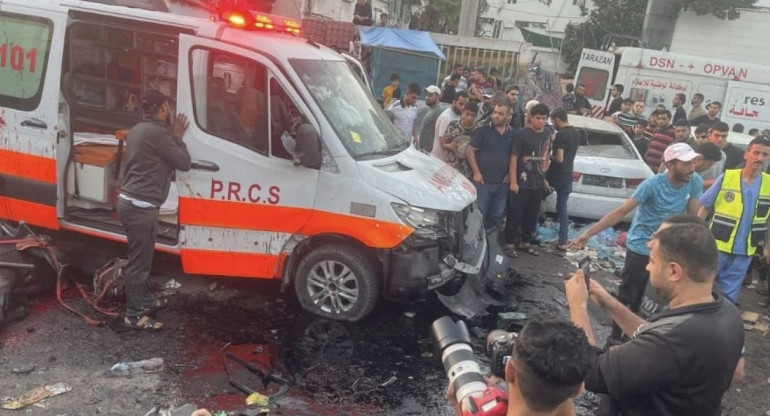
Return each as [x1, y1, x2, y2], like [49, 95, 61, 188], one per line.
[565, 215, 744, 416]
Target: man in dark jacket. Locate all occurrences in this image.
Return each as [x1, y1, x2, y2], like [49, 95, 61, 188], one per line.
[118, 90, 191, 330]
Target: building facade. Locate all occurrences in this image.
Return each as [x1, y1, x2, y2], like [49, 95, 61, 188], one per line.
[478, 0, 588, 42]
[669, 1, 770, 66]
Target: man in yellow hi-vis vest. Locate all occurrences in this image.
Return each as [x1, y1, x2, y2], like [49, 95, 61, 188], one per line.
[699, 136, 770, 303]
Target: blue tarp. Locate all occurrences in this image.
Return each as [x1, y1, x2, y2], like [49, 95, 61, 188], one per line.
[358, 27, 446, 60]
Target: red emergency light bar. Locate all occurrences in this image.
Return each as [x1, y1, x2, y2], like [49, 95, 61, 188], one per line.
[218, 10, 301, 35]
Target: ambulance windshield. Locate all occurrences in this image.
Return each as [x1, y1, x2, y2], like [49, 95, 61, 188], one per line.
[291, 59, 407, 159]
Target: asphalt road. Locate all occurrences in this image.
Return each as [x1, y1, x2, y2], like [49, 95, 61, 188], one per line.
[0, 232, 768, 415]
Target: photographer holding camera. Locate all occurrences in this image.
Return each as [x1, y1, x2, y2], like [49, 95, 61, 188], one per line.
[437, 318, 594, 416]
[565, 215, 745, 416]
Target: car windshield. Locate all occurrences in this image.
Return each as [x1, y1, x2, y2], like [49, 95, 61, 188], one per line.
[290, 59, 406, 159]
[575, 129, 638, 159]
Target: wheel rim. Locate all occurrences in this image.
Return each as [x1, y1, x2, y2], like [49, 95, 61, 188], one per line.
[306, 260, 359, 314]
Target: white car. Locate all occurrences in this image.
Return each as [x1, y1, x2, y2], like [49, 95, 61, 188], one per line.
[544, 116, 654, 222]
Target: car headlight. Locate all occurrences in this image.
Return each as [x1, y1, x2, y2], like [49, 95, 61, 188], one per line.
[391, 203, 448, 238]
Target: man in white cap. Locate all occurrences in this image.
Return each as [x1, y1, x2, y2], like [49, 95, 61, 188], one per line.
[572, 142, 703, 345]
[416, 85, 446, 151]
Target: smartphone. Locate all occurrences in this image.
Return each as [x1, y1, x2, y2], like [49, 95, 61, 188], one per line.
[578, 257, 591, 289]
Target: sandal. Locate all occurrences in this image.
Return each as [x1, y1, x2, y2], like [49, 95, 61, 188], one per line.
[552, 243, 568, 252]
[124, 315, 164, 331]
[503, 244, 518, 258]
[146, 298, 169, 316]
[520, 244, 540, 256]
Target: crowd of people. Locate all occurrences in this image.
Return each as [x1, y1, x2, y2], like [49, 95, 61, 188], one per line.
[384, 65, 770, 309]
[379, 66, 769, 416]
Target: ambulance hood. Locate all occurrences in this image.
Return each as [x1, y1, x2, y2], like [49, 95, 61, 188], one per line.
[357, 147, 476, 212]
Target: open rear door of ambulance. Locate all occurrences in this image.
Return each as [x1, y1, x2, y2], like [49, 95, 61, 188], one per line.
[574, 49, 616, 118]
[0, 4, 66, 230]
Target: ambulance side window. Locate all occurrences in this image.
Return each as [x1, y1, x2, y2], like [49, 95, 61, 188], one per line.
[269, 79, 306, 161]
[190, 48, 269, 155]
[0, 12, 53, 111]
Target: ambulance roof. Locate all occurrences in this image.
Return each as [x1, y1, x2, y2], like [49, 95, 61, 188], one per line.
[28, 0, 343, 62]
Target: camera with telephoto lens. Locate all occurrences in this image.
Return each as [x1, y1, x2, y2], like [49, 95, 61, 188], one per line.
[485, 330, 518, 379]
[430, 316, 508, 416]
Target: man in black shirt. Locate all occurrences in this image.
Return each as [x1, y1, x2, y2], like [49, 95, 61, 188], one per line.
[467, 103, 515, 229]
[722, 139, 745, 170]
[671, 93, 687, 124]
[691, 101, 722, 127]
[505, 84, 525, 131]
[548, 108, 579, 250]
[605, 84, 624, 116]
[570, 84, 591, 116]
[505, 103, 552, 256]
[440, 73, 460, 104]
[565, 215, 744, 416]
[352, 0, 373, 26]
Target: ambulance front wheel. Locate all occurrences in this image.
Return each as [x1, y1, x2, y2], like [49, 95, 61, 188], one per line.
[294, 245, 379, 322]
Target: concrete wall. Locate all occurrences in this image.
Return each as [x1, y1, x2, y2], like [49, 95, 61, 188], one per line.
[479, 0, 588, 41]
[670, 7, 770, 66]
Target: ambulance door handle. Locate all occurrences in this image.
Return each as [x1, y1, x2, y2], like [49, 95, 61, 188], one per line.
[21, 118, 48, 129]
[190, 160, 219, 172]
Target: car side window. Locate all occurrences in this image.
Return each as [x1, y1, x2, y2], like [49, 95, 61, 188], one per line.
[190, 48, 269, 155]
[0, 12, 53, 111]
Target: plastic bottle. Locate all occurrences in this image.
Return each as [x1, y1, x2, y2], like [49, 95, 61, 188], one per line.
[105, 357, 164, 377]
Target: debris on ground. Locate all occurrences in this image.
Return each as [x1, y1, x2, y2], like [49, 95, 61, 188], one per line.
[379, 376, 397, 387]
[105, 357, 164, 377]
[1, 382, 71, 410]
[246, 392, 270, 407]
[164, 278, 182, 290]
[11, 364, 36, 374]
[537, 220, 626, 272]
[209, 282, 218, 291]
[143, 403, 200, 416]
[742, 311, 760, 324]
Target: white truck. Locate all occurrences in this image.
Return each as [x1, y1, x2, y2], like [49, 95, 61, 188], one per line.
[575, 47, 770, 131]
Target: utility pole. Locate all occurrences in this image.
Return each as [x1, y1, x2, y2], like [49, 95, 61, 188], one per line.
[642, 0, 678, 50]
[458, 0, 479, 36]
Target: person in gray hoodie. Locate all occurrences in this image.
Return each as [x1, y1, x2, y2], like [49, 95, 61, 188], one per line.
[118, 89, 191, 330]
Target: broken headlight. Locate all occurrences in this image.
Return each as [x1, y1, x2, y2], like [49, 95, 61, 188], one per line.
[391, 203, 450, 239]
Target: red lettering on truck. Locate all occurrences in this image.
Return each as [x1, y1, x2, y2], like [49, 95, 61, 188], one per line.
[703, 63, 748, 80]
[649, 56, 675, 69]
[0, 44, 37, 73]
[209, 179, 281, 205]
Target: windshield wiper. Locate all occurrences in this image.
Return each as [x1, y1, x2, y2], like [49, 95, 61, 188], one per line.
[355, 142, 408, 159]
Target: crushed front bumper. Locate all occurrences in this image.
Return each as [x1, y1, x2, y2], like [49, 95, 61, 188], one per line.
[382, 203, 487, 300]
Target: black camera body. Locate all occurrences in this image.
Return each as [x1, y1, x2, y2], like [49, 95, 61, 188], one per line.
[486, 330, 517, 378]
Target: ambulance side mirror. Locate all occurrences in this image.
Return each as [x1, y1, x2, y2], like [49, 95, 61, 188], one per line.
[294, 124, 322, 170]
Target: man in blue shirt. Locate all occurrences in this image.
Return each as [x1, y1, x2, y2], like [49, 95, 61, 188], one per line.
[572, 143, 703, 344]
[698, 136, 770, 303]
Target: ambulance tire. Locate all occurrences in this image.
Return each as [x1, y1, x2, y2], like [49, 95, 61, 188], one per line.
[294, 245, 379, 322]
